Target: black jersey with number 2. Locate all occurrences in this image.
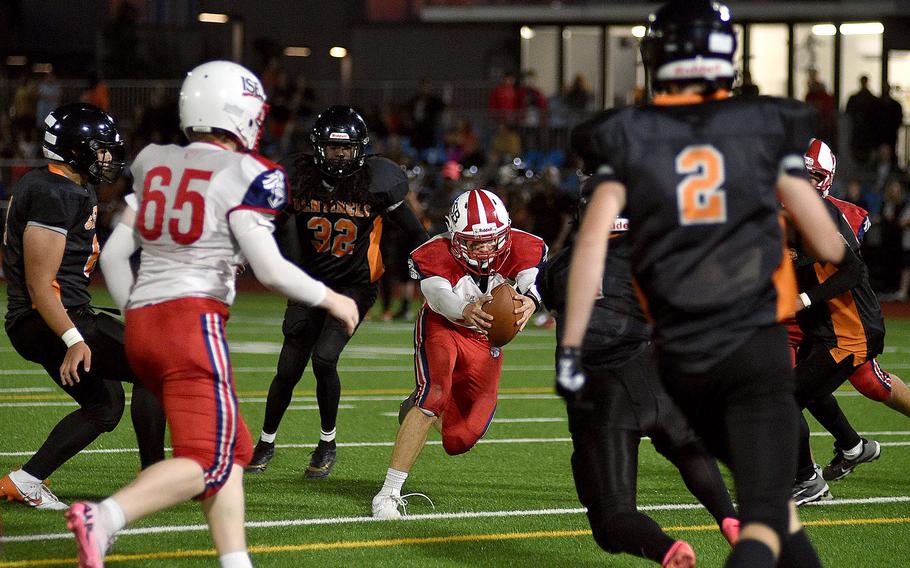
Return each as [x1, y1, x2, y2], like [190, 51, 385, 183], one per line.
[4, 167, 100, 326]
[280, 156, 409, 287]
[572, 95, 815, 374]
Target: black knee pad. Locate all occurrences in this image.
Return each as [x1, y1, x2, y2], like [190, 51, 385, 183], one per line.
[84, 381, 126, 432]
[311, 353, 340, 381]
[739, 498, 790, 542]
[592, 511, 641, 554]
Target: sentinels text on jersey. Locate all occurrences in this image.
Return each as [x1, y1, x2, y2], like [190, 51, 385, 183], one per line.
[282, 156, 409, 286]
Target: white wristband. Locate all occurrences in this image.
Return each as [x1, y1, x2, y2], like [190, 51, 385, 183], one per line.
[799, 292, 811, 308]
[61, 327, 84, 348]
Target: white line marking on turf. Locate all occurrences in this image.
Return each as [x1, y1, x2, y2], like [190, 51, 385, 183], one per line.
[287, 404, 354, 411]
[3, 495, 909, 544]
[2, 432, 907, 457]
[0, 387, 53, 392]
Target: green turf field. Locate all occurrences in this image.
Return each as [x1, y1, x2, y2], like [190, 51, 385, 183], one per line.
[0, 286, 908, 567]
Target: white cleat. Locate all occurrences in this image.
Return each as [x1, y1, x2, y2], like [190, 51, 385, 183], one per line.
[0, 472, 67, 510]
[371, 491, 435, 519]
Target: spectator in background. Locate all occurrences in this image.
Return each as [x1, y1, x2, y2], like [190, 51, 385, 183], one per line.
[406, 79, 446, 154]
[896, 195, 910, 301]
[488, 72, 521, 125]
[81, 73, 110, 112]
[879, 178, 907, 294]
[10, 75, 38, 137]
[846, 75, 879, 165]
[444, 118, 481, 167]
[35, 71, 61, 129]
[563, 73, 593, 119]
[868, 143, 903, 194]
[879, 84, 904, 161]
[805, 69, 836, 146]
[520, 70, 548, 128]
[844, 178, 867, 208]
[136, 85, 181, 146]
[489, 123, 521, 165]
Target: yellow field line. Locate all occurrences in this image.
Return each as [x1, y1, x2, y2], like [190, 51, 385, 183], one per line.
[2, 517, 907, 567]
[0, 386, 554, 402]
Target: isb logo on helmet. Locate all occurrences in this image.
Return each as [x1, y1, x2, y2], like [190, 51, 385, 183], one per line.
[241, 76, 265, 100]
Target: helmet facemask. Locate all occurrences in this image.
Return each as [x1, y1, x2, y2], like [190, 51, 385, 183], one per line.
[87, 139, 126, 184]
[313, 139, 367, 178]
[450, 224, 512, 276]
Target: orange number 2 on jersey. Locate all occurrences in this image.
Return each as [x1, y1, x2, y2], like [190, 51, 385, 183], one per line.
[675, 145, 727, 226]
[307, 217, 358, 258]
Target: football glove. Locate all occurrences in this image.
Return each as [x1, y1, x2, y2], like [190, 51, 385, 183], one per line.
[556, 346, 587, 405]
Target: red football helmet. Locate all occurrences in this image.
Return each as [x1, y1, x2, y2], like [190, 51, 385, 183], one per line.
[804, 138, 836, 197]
[446, 189, 512, 275]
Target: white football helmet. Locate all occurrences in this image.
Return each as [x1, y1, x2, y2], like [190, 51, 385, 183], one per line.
[446, 189, 512, 275]
[179, 60, 267, 151]
[804, 138, 836, 197]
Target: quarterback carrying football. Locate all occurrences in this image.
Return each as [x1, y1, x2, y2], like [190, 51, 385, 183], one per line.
[371, 188, 544, 518]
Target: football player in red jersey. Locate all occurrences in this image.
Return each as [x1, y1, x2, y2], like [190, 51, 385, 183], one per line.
[371, 189, 543, 518]
[786, 139, 910, 506]
[563, 2, 837, 567]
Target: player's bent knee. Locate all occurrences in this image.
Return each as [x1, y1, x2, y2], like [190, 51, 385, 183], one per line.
[311, 354, 340, 380]
[442, 430, 481, 455]
[84, 384, 126, 432]
[849, 360, 892, 402]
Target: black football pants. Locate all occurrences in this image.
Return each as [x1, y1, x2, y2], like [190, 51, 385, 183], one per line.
[659, 325, 800, 546]
[567, 346, 736, 563]
[262, 283, 377, 437]
[6, 308, 165, 479]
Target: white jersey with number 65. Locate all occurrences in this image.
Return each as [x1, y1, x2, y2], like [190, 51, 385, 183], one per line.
[127, 141, 287, 308]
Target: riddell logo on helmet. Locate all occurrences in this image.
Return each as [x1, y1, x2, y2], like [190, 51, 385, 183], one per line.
[241, 77, 264, 100]
[329, 132, 351, 140]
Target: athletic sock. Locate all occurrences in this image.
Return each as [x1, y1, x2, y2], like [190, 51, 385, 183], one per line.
[9, 468, 41, 486]
[842, 440, 863, 460]
[259, 431, 276, 444]
[724, 539, 775, 568]
[100, 497, 127, 534]
[381, 468, 408, 495]
[219, 551, 253, 568]
[320, 428, 336, 443]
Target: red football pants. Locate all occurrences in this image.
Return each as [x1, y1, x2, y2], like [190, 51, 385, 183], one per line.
[125, 297, 252, 499]
[414, 308, 502, 455]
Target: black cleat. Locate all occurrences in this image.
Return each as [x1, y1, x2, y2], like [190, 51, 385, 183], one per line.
[305, 440, 337, 479]
[822, 438, 881, 481]
[245, 440, 275, 474]
[398, 389, 418, 424]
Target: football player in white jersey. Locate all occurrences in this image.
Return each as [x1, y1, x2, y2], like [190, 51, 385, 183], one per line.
[370, 189, 545, 518]
[65, 61, 358, 568]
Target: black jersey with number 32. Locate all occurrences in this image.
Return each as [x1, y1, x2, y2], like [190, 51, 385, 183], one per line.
[573, 95, 814, 373]
[4, 167, 99, 326]
[281, 156, 408, 287]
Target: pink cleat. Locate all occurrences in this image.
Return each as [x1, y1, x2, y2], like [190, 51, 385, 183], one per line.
[662, 540, 696, 568]
[721, 517, 741, 546]
[65, 501, 108, 568]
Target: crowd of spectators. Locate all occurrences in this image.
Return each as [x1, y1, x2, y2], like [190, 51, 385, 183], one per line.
[1, 66, 908, 305]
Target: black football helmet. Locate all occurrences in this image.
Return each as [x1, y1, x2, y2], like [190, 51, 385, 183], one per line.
[640, 0, 737, 94]
[42, 103, 125, 184]
[310, 105, 370, 178]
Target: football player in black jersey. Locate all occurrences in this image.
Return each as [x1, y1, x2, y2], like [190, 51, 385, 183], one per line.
[561, 2, 842, 567]
[0, 103, 165, 510]
[541, 183, 739, 567]
[248, 106, 428, 477]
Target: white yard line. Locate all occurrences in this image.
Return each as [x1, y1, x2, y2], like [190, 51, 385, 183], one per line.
[3, 495, 909, 544]
[2, 432, 908, 457]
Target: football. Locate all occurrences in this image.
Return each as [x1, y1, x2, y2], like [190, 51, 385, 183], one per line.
[482, 283, 523, 348]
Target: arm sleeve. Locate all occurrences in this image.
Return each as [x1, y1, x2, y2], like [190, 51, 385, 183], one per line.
[229, 209, 327, 306]
[419, 276, 468, 321]
[386, 200, 429, 251]
[274, 213, 303, 265]
[100, 216, 140, 311]
[805, 241, 865, 305]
